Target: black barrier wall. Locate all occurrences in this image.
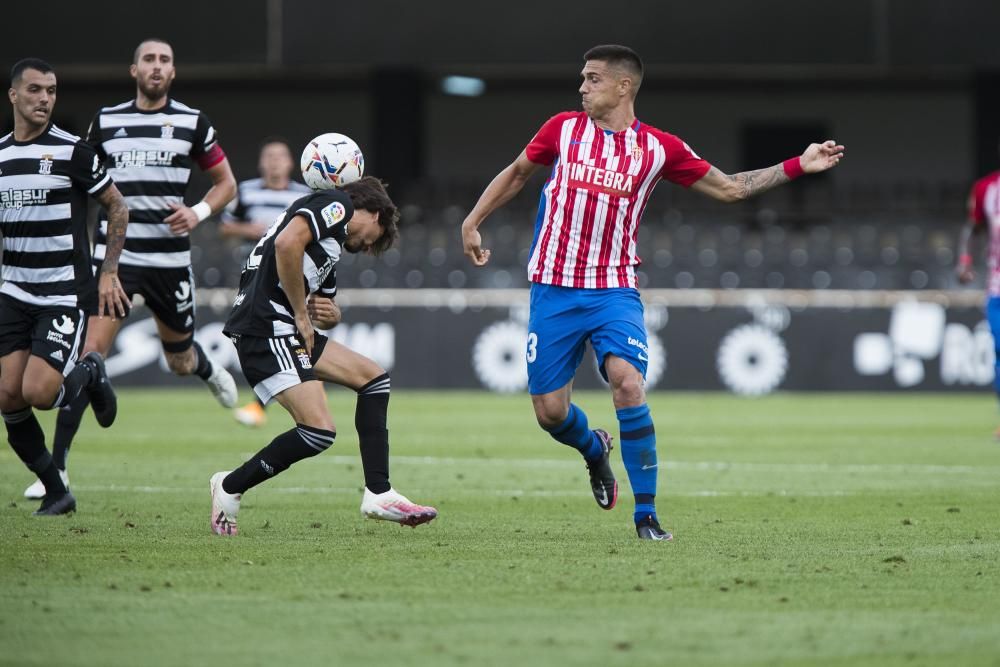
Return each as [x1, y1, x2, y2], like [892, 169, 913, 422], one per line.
[106, 290, 994, 394]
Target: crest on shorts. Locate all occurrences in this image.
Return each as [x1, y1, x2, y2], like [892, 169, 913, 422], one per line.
[52, 315, 75, 335]
[294, 347, 312, 369]
[161, 123, 174, 139]
[38, 154, 53, 175]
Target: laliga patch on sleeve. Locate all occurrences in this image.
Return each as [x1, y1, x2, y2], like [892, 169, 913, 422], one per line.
[321, 201, 346, 228]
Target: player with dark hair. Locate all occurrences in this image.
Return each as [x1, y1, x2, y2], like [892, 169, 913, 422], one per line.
[462, 44, 844, 540]
[209, 176, 437, 536]
[3, 58, 130, 514]
[24, 39, 241, 499]
[222, 137, 311, 427]
[956, 147, 1000, 437]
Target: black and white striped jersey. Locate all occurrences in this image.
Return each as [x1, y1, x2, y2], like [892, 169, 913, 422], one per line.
[87, 98, 221, 269]
[0, 123, 112, 309]
[224, 190, 353, 338]
[224, 178, 312, 226]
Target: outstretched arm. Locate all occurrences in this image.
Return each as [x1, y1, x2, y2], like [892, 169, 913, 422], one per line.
[462, 151, 543, 266]
[93, 184, 131, 318]
[691, 140, 845, 203]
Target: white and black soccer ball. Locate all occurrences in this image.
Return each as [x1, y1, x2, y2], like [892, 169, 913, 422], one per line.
[300, 133, 365, 190]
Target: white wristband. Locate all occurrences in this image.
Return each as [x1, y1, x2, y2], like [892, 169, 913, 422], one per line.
[191, 201, 212, 222]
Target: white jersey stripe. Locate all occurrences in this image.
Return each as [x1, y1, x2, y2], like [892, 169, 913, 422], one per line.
[93, 246, 190, 268]
[0, 143, 75, 162]
[2, 234, 73, 253]
[2, 264, 75, 283]
[103, 136, 193, 155]
[123, 194, 183, 211]
[99, 220, 172, 239]
[110, 166, 191, 184]
[0, 202, 71, 223]
[0, 281, 75, 308]
[99, 113, 199, 130]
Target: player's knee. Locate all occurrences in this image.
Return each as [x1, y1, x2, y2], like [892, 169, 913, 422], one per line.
[532, 401, 568, 431]
[20, 381, 56, 410]
[610, 374, 645, 407]
[162, 337, 195, 375]
[0, 385, 26, 413]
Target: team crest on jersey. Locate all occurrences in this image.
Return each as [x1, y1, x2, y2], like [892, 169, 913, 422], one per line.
[294, 347, 312, 369]
[631, 144, 644, 161]
[161, 123, 174, 139]
[321, 201, 346, 228]
[38, 155, 53, 175]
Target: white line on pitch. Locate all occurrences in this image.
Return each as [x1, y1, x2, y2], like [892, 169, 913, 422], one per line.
[289, 455, 1000, 476]
[66, 485, 854, 498]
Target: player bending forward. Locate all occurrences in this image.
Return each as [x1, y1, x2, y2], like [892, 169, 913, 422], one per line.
[209, 176, 436, 535]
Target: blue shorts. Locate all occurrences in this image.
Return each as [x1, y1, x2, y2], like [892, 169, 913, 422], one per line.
[526, 283, 648, 395]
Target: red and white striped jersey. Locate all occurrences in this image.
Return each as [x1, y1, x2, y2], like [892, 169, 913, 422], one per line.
[970, 170, 1000, 296]
[524, 111, 711, 289]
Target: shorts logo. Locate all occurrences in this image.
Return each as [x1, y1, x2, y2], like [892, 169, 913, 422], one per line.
[627, 336, 649, 354]
[175, 281, 193, 312]
[52, 315, 75, 335]
[321, 201, 346, 228]
[294, 347, 312, 369]
[50, 349, 64, 362]
[38, 154, 53, 176]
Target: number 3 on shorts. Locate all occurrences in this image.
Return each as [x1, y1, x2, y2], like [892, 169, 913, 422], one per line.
[526, 332, 538, 364]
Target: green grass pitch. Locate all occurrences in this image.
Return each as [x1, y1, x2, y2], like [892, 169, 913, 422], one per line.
[1, 389, 999, 666]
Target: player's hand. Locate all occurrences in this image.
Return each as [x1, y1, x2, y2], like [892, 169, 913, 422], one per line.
[295, 313, 315, 358]
[164, 202, 200, 234]
[799, 140, 845, 174]
[97, 270, 131, 319]
[308, 295, 341, 329]
[956, 264, 975, 284]
[462, 222, 491, 266]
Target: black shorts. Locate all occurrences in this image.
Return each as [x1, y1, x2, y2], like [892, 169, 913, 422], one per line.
[0, 294, 88, 375]
[100, 264, 196, 335]
[232, 332, 328, 404]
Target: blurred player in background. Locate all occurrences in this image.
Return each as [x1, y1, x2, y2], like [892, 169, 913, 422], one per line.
[209, 176, 437, 536]
[3, 58, 130, 514]
[221, 137, 311, 428]
[462, 44, 844, 540]
[26, 38, 240, 499]
[956, 151, 1000, 436]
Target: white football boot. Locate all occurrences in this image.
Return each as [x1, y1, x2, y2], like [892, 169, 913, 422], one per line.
[360, 487, 438, 527]
[206, 363, 239, 408]
[24, 469, 70, 500]
[209, 471, 241, 536]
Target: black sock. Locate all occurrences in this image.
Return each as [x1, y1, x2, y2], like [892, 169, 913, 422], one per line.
[356, 373, 391, 494]
[3, 408, 67, 496]
[222, 424, 335, 494]
[53, 393, 90, 470]
[191, 341, 213, 381]
[49, 358, 95, 410]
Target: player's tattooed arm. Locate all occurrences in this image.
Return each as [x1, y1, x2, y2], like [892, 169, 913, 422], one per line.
[691, 165, 787, 203]
[95, 184, 129, 272]
[93, 183, 131, 317]
[691, 140, 844, 203]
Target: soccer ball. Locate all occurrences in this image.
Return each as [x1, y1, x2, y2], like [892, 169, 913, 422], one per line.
[300, 133, 365, 190]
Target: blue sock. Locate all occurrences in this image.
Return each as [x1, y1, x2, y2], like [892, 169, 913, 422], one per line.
[617, 404, 658, 523]
[545, 403, 602, 461]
